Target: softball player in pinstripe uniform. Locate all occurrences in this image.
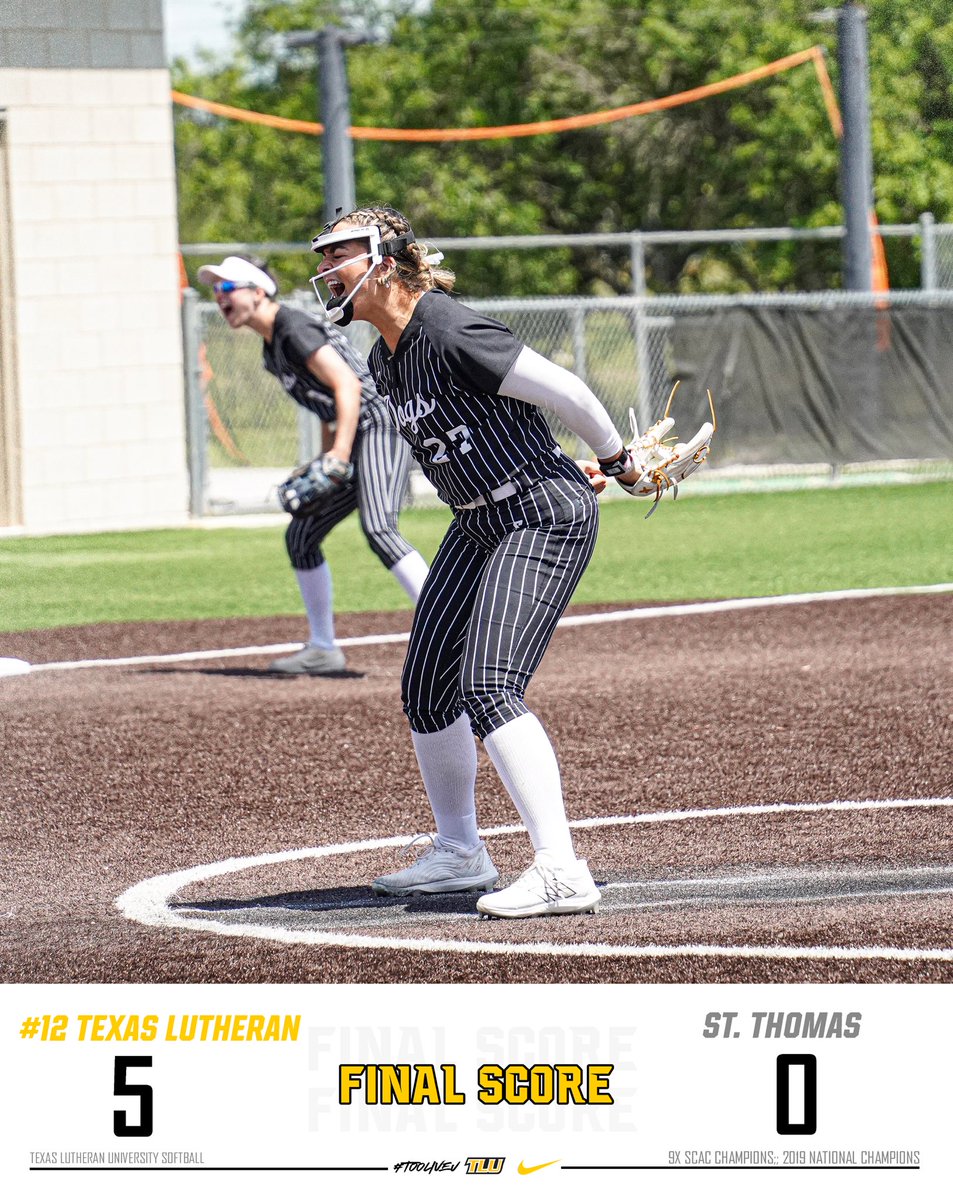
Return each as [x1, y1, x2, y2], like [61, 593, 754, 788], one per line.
[311, 207, 645, 917]
[198, 255, 428, 675]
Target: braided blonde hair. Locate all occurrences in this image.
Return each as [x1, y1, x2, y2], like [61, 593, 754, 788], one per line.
[330, 205, 456, 295]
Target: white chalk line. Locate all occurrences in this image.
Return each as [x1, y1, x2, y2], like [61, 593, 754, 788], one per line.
[116, 795, 953, 963]
[25, 582, 953, 673]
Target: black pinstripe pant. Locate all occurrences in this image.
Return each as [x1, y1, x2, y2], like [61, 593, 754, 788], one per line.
[402, 455, 599, 740]
[285, 409, 416, 571]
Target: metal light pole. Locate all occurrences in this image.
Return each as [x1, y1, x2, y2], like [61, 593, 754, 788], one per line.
[283, 27, 374, 461]
[837, 2, 874, 290]
[285, 26, 372, 224]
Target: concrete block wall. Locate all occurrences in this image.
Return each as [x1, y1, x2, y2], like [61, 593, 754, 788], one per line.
[0, 0, 189, 532]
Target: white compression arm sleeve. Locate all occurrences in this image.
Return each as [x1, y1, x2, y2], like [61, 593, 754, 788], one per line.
[498, 345, 624, 460]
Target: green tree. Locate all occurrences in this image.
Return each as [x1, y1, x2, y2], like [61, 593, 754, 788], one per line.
[172, 0, 953, 295]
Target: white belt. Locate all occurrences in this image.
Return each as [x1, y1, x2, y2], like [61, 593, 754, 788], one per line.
[455, 479, 522, 510]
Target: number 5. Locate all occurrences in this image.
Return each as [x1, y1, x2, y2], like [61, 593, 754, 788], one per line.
[114, 1055, 154, 1137]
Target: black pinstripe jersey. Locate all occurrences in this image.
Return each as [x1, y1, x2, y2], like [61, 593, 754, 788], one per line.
[367, 290, 562, 506]
[263, 305, 386, 431]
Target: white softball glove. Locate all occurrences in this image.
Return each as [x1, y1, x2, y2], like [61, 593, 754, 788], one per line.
[618, 383, 716, 517]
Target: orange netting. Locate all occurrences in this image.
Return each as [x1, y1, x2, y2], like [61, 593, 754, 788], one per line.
[172, 46, 829, 141]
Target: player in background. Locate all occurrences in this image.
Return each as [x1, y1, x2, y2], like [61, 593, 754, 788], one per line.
[197, 256, 429, 675]
[310, 206, 647, 918]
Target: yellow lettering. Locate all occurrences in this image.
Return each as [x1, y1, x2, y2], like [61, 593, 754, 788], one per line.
[477, 1064, 505, 1104]
[410, 1065, 439, 1104]
[442, 1065, 466, 1104]
[556, 1065, 584, 1103]
[477, 1063, 615, 1105]
[339, 1065, 365, 1104]
[588, 1065, 614, 1103]
[379, 1065, 410, 1103]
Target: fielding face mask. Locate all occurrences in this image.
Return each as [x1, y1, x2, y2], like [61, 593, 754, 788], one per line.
[309, 224, 415, 326]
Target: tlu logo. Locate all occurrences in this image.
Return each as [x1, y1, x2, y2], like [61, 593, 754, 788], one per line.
[465, 1157, 505, 1175]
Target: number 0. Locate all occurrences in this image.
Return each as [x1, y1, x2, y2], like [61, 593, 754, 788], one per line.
[114, 1055, 154, 1137]
[776, 1053, 816, 1135]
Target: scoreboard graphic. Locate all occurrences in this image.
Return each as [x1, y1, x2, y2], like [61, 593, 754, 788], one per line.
[4, 983, 944, 1199]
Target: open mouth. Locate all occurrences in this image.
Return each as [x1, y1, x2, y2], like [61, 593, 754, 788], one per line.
[216, 294, 243, 321]
[326, 278, 345, 298]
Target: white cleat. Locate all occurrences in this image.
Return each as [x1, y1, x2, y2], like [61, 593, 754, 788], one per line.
[267, 645, 346, 675]
[477, 858, 600, 918]
[372, 835, 499, 896]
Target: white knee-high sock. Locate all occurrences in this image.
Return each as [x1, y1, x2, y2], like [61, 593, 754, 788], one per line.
[389, 549, 429, 602]
[483, 713, 576, 867]
[295, 563, 336, 649]
[411, 713, 480, 852]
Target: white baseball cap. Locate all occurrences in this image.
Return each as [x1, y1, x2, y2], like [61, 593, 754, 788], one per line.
[197, 255, 277, 296]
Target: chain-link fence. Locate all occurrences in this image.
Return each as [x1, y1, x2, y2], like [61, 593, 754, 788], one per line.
[181, 217, 953, 513]
[183, 285, 953, 516]
[932, 223, 953, 290]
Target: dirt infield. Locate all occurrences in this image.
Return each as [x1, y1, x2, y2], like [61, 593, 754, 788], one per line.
[2, 592, 951, 985]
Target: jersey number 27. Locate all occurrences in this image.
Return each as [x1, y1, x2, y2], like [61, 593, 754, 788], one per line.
[422, 424, 473, 464]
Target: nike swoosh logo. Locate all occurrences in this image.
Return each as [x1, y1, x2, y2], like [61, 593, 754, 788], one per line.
[517, 1159, 560, 1175]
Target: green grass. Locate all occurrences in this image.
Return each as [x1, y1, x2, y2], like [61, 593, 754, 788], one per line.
[0, 483, 950, 632]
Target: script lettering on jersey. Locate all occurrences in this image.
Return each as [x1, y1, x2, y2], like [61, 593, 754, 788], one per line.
[394, 392, 437, 434]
